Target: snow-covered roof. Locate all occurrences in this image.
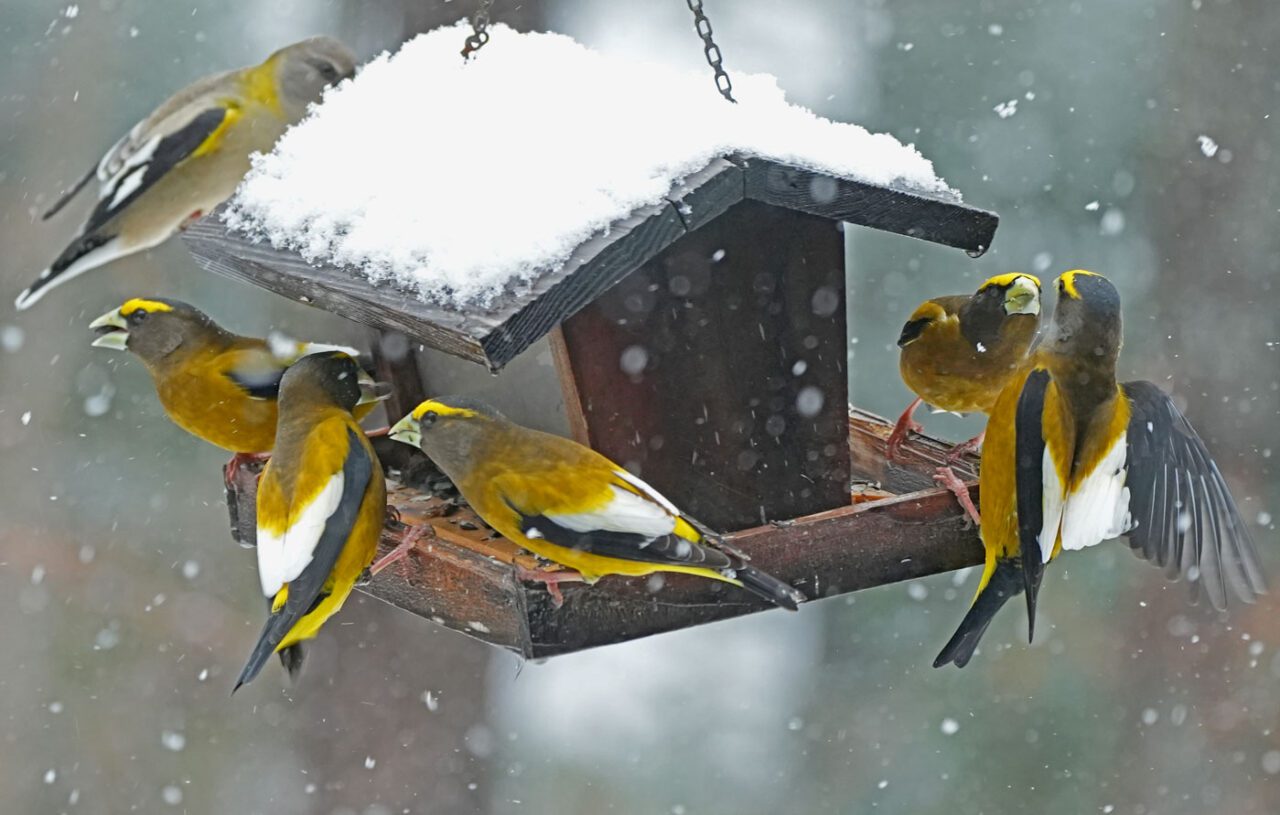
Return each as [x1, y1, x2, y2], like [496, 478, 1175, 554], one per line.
[223, 23, 961, 310]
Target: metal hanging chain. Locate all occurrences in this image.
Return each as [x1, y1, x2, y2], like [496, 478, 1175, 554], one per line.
[461, 0, 495, 60]
[685, 0, 735, 103]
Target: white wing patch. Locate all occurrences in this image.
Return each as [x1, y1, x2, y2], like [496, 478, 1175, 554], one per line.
[257, 471, 345, 597]
[98, 134, 159, 206]
[266, 331, 359, 364]
[1039, 447, 1067, 565]
[549, 484, 677, 540]
[1061, 432, 1131, 552]
[612, 468, 681, 516]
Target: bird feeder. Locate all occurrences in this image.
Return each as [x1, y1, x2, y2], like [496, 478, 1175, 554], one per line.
[181, 28, 1000, 658]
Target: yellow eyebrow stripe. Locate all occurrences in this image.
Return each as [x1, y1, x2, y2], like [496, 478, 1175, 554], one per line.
[978, 272, 1041, 291]
[411, 400, 477, 421]
[119, 298, 173, 316]
[1058, 269, 1099, 299]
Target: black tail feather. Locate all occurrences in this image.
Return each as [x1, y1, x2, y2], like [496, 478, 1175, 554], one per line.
[733, 564, 806, 610]
[934, 560, 1023, 668]
[42, 163, 96, 220]
[232, 611, 297, 693]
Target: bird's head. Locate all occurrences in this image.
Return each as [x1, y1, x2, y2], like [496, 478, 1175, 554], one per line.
[278, 351, 365, 412]
[274, 36, 357, 106]
[90, 298, 219, 363]
[976, 272, 1042, 317]
[389, 397, 502, 463]
[1046, 270, 1123, 362]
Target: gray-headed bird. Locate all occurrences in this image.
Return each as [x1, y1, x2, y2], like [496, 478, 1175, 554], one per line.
[17, 36, 355, 310]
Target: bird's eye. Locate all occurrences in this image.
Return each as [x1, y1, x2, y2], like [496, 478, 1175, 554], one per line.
[423, 410, 438, 426]
[128, 310, 149, 324]
[319, 62, 339, 81]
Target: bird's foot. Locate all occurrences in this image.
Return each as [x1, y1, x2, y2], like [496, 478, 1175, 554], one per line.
[933, 466, 980, 527]
[515, 564, 586, 608]
[224, 452, 270, 489]
[886, 397, 925, 462]
[945, 430, 985, 464]
[369, 522, 437, 578]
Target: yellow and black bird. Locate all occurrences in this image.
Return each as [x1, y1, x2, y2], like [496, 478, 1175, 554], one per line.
[934, 270, 1264, 668]
[387, 398, 806, 609]
[889, 273, 1041, 461]
[234, 352, 386, 690]
[17, 37, 355, 310]
[89, 297, 387, 477]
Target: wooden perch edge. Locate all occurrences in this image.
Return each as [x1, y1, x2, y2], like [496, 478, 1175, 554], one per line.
[223, 409, 982, 659]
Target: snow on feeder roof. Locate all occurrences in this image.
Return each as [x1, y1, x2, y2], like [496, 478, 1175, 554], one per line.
[188, 22, 997, 370]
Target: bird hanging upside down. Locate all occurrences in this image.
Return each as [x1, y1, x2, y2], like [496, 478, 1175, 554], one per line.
[89, 297, 388, 482]
[934, 270, 1264, 668]
[17, 37, 355, 310]
[890, 273, 1042, 522]
[387, 398, 806, 610]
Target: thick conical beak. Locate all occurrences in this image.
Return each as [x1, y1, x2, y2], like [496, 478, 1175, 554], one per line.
[89, 309, 129, 350]
[356, 373, 392, 407]
[1004, 276, 1040, 316]
[388, 413, 421, 448]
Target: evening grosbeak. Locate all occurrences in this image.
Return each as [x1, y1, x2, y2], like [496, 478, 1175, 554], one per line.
[89, 297, 387, 478]
[934, 270, 1264, 668]
[234, 352, 386, 690]
[889, 273, 1041, 458]
[17, 37, 355, 310]
[387, 398, 806, 609]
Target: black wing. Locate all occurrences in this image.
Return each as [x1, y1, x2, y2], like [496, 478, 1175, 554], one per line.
[82, 107, 228, 235]
[1121, 381, 1265, 610]
[512, 505, 733, 570]
[1015, 368, 1051, 639]
[234, 428, 373, 690]
[224, 368, 285, 400]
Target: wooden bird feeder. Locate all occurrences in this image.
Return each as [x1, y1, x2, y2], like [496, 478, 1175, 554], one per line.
[185, 155, 998, 659]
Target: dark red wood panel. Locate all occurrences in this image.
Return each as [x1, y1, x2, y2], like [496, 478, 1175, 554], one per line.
[558, 200, 851, 531]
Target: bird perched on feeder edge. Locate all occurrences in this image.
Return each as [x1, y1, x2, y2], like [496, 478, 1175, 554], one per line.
[934, 269, 1264, 668]
[89, 297, 388, 481]
[234, 352, 387, 690]
[889, 273, 1042, 522]
[386, 398, 807, 610]
[16, 36, 356, 310]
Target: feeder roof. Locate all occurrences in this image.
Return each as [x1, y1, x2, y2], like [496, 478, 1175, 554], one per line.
[189, 23, 997, 370]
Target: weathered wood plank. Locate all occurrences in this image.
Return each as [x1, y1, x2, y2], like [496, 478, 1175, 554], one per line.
[742, 158, 999, 256]
[182, 158, 999, 371]
[224, 411, 980, 659]
[848, 406, 979, 494]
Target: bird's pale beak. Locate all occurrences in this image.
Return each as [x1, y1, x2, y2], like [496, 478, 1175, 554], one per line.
[1004, 277, 1040, 316]
[388, 414, 421, 448]
[89, 309, 130, 350]
[356, 374, 392, 407]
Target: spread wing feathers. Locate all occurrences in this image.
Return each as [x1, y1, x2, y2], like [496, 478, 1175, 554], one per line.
[1121, 381, 1265, 609]
[1014, 369, 1053, 637]
[80, 106, 231, 236]
[236, 428, 372, 691]
[256, 428, 371, 598]
[1060, 432, 1131, 551]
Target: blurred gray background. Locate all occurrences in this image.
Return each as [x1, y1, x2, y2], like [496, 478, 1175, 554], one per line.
[1, 1, 1277, 813]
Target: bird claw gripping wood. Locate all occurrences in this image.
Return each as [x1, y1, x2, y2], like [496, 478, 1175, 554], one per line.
[367, 522, 437, 581]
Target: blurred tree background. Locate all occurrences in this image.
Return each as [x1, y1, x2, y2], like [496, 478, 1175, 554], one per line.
[1, 1, 1276, 813]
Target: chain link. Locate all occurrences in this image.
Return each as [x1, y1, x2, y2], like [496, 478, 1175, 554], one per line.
[461, 0, 495, 60]
[685, 0, 735, 103]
